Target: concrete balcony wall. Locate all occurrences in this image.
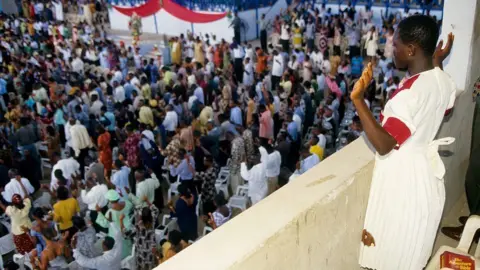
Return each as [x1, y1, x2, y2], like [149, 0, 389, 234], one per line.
[157, 0, 480, 269]
[158, 138, 376, 270]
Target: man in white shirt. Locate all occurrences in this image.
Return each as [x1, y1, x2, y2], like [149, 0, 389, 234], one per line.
[259, 143, 282, 195]
[2, 169, 35, 203]
[73, 224, 123, 270]
[132, 169, 160, 207]
[71, 56, 85, 74]
[163, 105, 178, 133]
[271, 50, 284, 90]
[280, 22, 290, 52]
[79, 174, 108, 232]
[312, 127, 327, 150]
[89, 94, 103, 117]
[50, 153, 80, 191]
[69, 119, 93, 179]
[113, 81, 125, 103]
[240, 157, 268, 205]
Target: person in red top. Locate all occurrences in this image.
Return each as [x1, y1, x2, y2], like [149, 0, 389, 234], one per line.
[124, 124, 141, 193]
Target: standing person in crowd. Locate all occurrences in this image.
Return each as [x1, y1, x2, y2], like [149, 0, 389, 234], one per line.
[97, 125, 112, 176]
[96, 189, 133, 259]
[131, 195, 160, 270]
[168, 183, 198, 241]
[259, 13, 269, 53]
[230, 11, 242, 44]
[52, 186, 80, 243]
[0, 192, 34, 255]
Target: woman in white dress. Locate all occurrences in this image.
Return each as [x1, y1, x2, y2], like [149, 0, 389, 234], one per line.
[364, 26, 378, 62]
[352, 15, 455, 270]
[383, 27, 394, 59]
[243, 57, 254, 87]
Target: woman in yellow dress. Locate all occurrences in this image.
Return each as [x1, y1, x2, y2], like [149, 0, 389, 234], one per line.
[194, 37, 205, 66]
[292, 23, 302, 49]
[171, 37, 182, 65]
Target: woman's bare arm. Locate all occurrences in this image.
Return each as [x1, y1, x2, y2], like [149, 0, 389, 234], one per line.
[351, 63, 397, 155]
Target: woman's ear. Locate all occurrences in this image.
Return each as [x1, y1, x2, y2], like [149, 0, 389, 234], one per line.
[407, 44, 416, 57]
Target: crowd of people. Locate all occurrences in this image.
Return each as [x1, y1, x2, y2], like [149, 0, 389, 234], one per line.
[0, 0, 449, 269]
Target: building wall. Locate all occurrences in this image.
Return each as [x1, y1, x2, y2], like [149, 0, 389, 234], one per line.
[156, 0, 480, 269]
[437, 0, 479, 212]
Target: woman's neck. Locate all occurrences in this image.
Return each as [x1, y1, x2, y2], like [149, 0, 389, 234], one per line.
[408, 56, 434, 76]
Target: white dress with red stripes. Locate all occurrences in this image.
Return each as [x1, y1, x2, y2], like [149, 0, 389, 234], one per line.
[359, 67, 457, 270]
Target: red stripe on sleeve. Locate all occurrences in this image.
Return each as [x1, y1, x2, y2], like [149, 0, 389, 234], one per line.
[383, 117, 412, 147]
[445, 108, 453, 116]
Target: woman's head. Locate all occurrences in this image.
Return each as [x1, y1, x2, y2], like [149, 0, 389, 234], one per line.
[96, 124, 106, 134]
[11, 194, 24, 209]
[32, 207, 47, 221]
[141, 207, 153, 226]
[177, 183, 192, 199]
[214, 192, 227, 207]
[393, 15, 439, 70]
[46, 125, 56, 137]
[168, 230, 183, 246]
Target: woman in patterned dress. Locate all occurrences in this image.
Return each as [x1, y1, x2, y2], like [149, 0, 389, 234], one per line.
[132, 197, 159, 270]
[1, 194, 34, 255]
[318, 25, 329, 54]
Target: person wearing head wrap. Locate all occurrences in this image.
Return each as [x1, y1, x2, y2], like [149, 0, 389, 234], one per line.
[0, 193, 34, 254]
[96, 189, 133, 259]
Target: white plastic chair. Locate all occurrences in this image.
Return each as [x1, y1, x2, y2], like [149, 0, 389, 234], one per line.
[13, 254, 32, 270]
[215, 170, 230, 198]
[121, 245, 136, 270]
[426, 215, 480, 270]
[228, 185, 249, 211]
[167, 176, 181, 201]
[155, 215, 178, 244]
[161, 158, 170, 184]
[196, 194, 202, 217]
[203, 226, 213, 236]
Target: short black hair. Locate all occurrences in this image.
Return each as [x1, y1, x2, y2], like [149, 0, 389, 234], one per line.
[56, 186, 69, 200]
[103, 236, 115, 250]
[397, 15, 439, 56]
[168, 230, 182, 246]
[72, 216, 86, 230]
[114, 159, 123, 169]
[32, 207, 47, 219]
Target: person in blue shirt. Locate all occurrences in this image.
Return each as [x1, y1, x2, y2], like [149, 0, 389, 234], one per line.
[74, 105, 89, 128]
[99, 106, 116, 147]
[123, 79, 135, 101]
[169, 148, 196, 195]
[351, 55, 364, 78]
[286, 112, 298, 142]
[150, 59, 159, 84]
[229, 100, 243, 126]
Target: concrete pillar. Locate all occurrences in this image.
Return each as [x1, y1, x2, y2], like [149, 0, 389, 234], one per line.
[438, 0, 480, 212]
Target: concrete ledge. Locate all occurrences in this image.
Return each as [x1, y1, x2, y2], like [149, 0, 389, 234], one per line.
[157, 137, 375, 270]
